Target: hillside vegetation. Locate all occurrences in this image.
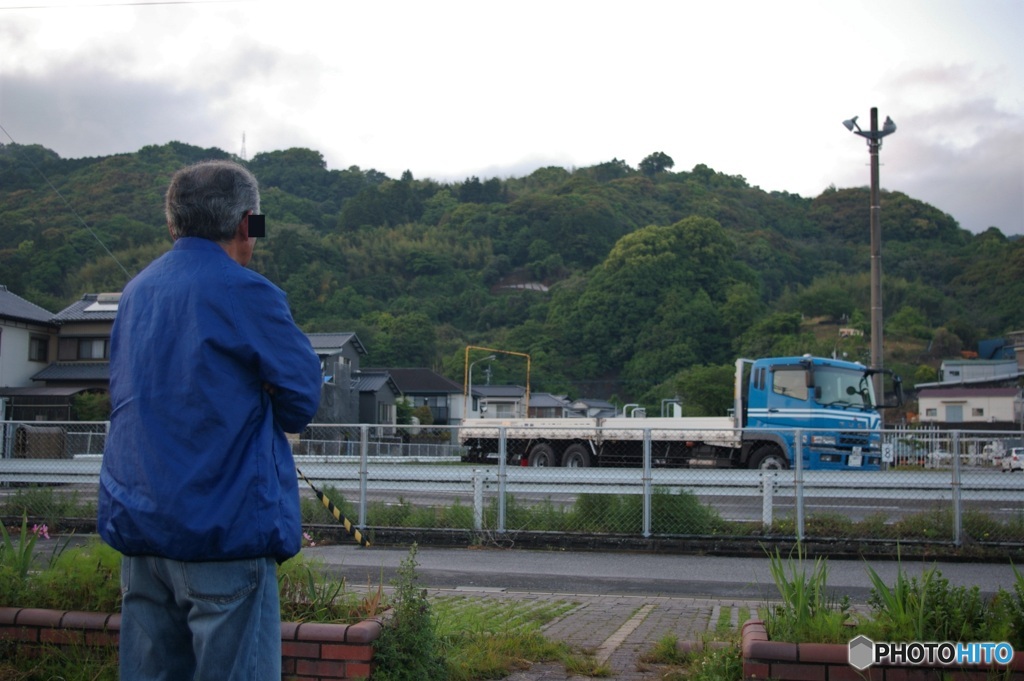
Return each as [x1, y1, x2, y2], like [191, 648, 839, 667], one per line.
[1, 142, 1021, 411]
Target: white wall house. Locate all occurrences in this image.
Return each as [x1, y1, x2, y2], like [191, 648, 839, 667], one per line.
[0, 286, 57, 389]
[917, 387, 1022, 425]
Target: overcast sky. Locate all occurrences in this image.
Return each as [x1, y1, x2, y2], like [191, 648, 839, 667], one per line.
[1, 0, 1021, 235]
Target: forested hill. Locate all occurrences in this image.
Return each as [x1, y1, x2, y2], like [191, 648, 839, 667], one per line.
[1, 142, 1021, 408]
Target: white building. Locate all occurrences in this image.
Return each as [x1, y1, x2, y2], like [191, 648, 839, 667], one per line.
[0, 285, 57, 389]
[917, 387, 1022, 425]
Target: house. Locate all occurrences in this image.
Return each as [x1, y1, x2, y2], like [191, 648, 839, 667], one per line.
[0, 291, 117, 421]
[917, 387, 1022, 428]
[353, 370, 400, 426]
[0, 286, 57, 388]
[474, 385, 527, 418]
[0, 286, 61, 420]
[528, 393, 571, 418]
[568, 398, 618, 418]
[305, 332, 366, 425]
[34, 292, 120, 391]
[372, 367, 466, 425]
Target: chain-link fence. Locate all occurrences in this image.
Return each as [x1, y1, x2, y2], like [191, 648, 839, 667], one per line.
[2, 420, 1022, 549]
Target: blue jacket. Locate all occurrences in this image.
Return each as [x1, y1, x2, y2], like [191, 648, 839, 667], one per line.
[98, 238, 322, 562]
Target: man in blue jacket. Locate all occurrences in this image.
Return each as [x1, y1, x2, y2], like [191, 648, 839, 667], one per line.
[98, 159, 322, 681]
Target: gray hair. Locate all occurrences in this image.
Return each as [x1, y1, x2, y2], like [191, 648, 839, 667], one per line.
[165, 160, 260, 241]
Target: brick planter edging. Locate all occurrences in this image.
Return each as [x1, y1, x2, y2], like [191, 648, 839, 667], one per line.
[742, 619, 1024, 680]
[0, 606, 383, 680]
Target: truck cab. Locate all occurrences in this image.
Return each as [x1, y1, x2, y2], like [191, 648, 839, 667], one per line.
[739, 355, 897, 470]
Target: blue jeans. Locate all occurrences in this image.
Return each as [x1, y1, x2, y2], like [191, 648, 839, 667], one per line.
[119, 555, 281, 681]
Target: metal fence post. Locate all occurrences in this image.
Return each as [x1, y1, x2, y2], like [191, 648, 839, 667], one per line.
[358, 425, 369, 528]
[952, 429, 962, 547]
[473, 469, 484, 531]
[497, 426, 507, 534]
[794, 429, 804, 542]
[642, 429, 652, 538]
[760, 471, 776, 528]
[1, 421, 12, 460]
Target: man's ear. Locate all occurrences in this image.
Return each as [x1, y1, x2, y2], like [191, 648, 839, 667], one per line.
[237, 214, 250, 241]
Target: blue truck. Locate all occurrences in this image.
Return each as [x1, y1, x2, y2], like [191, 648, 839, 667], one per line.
[459, 355, 903, 470]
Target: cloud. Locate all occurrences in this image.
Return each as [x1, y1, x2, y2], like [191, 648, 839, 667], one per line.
[883, 67, 1024, 234]
[1, 66, 225, 156]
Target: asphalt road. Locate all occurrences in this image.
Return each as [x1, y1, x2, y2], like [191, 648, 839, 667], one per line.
[302, 542, 1021, 603]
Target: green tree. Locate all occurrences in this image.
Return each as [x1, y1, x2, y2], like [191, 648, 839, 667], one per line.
[670, 364, 736, 416]
[638, 151, 675, 177]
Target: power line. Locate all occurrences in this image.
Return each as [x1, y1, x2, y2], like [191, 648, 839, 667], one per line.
[0, 122, 133, 283]
[0, 1, 247, 10]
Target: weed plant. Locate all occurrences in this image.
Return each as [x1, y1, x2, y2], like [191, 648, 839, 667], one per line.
[764, 544, 852, 644]
[683, 643, 743, 681]
[862, 559, 993, 642]
[640, 604, 752, 681]
[29, 540, 121, 612]
[0, 639, 119, 681]
[371, 543, 447, 681]
[277, 556, 385, 623]
[764, 543, 1024, 651]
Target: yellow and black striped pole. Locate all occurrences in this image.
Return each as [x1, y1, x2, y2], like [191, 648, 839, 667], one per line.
[296, 467, 370, 547]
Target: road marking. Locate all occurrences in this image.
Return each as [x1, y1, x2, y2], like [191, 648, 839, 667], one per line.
[595, 603, 655, 663]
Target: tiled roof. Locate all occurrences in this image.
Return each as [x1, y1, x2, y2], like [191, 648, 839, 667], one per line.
[355, 370, 399, 394]
[52, 293, 121, 324]
[475, 385, 527, 398]
[0, 285, 55, 325]
[373, 367, 463, 394]
[31, 362, 110, 382]
[306, 332, 367, 356]
[530, 392, 570, 408]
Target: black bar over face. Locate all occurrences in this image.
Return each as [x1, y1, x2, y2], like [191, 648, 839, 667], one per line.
[248, 214, 266, 238]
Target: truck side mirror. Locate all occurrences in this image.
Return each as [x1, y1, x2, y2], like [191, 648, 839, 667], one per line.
[814, 386, 822, 400]
[893, 376, 904, 407]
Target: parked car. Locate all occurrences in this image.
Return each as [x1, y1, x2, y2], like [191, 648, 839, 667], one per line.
[1002, 448, 1024, 472]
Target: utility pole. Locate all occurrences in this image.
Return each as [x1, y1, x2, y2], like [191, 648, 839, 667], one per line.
[843, 108, 897, 402]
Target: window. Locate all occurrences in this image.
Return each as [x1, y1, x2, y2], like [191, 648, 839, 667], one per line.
[413, 395, 449, 424]
[79, 338, 108, 360]
[58, 337, 110, 361]
[772, 368, 808, 401]
[29, 336, 49, 362]
[494, 403, 516, 418]
[972, 408, 985, 417]
[925, 408, 938, 417]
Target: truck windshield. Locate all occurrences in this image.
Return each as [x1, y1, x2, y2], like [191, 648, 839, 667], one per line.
[813, 367, 875, 409]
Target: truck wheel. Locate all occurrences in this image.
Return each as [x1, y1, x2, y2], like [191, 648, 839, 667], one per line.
[527, 444, 557, 467]
[562, 444, 591, 468]
[752, 448, 788, 470]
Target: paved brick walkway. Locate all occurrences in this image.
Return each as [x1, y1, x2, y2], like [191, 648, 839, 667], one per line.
[431, 588, 759, 680]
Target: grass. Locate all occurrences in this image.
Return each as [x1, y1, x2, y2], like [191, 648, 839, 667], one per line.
[10, 478, 1024, 547]
[638, 604, 752, 681]
[433, 595, 610, 679]
[0, 641, 119, 681]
